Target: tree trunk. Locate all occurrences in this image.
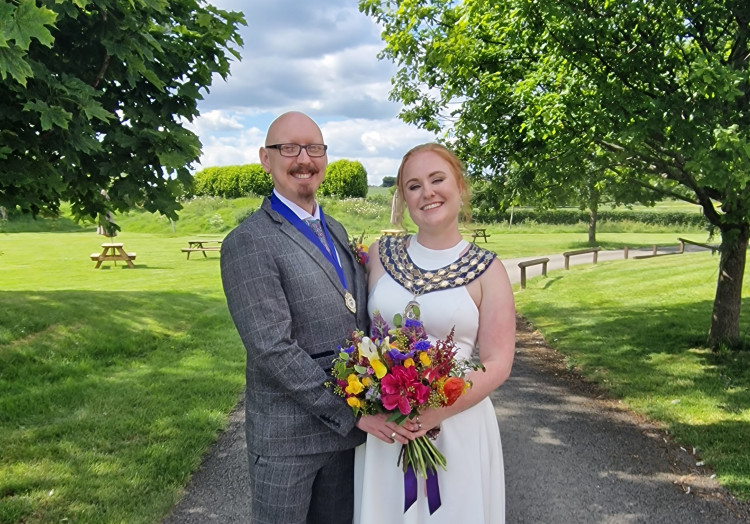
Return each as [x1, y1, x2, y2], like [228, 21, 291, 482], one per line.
[588, 207, 597, 245]
[707, 226, 749, 350]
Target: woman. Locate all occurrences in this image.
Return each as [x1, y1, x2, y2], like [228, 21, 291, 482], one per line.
[353, 143, 516, 523]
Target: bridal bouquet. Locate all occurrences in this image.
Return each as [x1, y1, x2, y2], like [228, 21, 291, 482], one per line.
[330, 310, 484, 480]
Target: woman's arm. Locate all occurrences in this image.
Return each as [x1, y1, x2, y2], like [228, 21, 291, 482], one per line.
[415, 258, 516, 432]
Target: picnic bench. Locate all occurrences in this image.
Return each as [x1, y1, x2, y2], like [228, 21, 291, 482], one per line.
[562, 247, 600, 270]
[90, 243, 136, 268]
[518, 257, 550, 289]
[469, 228, 490, 243]
[182, 239, 222, 259]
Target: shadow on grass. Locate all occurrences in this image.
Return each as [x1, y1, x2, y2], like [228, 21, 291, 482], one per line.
[518, 296, 750, 499]
[0, 290, 246, 523]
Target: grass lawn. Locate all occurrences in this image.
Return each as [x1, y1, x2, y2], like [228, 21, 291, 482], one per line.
[0, 232, 245, 523]
[0, 197, 746, 522]
[514, 252, 750, 499]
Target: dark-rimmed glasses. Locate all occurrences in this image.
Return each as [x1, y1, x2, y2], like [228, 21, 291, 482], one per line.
[265, 143, 328, 157]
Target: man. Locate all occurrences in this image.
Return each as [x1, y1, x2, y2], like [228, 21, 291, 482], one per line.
[220, 111, 368, 524]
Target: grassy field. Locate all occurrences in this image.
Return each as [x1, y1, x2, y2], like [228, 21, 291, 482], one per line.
[0, 196, 747, 522]
[515, 252, 750, 499]
[0, 233, 245, 523]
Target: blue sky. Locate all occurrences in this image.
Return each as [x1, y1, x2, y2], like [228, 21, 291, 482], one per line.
[187, 0, 439, 186]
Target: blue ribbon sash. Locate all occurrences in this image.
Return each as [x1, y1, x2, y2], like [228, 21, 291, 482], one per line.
[269, 194, 349, 291]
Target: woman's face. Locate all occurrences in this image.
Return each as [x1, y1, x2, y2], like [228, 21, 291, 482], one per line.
[400, 150, 462, 231]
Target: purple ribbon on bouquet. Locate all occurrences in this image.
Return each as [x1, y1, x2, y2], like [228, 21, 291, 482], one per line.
[404, 465, 442, 514]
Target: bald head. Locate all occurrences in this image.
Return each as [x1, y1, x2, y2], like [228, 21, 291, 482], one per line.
[265, 111, 324, 145]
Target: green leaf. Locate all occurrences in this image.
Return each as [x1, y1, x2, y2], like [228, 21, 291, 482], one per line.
[0, 46, 34, 85]
[23, 100, 72, 131]
[7, 0, 57, 50]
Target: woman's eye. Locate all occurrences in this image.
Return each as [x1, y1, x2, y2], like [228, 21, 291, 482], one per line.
[408, 184, 420, 191]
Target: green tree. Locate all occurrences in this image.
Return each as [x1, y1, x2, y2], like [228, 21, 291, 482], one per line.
[321, 159, 368, 198]
[0, 0, 245, 226]
[360, 0, 750, 349]
[381, 175, 396, 187]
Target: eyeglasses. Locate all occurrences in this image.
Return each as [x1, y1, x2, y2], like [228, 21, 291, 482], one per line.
[265, 143, 328, 157]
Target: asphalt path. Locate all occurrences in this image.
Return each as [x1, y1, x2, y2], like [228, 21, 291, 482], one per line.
[162, 246, 749, 523]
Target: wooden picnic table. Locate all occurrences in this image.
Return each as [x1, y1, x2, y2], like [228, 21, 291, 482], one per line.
[90, 243, 136, 268]
[469, 228, 490, 243]
[182, 239, 222, 259]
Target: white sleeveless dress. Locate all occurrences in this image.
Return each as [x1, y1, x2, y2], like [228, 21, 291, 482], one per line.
[353, 236, 505, 524]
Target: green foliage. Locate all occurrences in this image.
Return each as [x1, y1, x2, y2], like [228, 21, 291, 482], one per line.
[473, 207, 710, 229]
[238, 163, 273, 197]
[381, 175, 396, 187]
[193, 164, 271, 198]
[321, 159, 369, 198]
[0, 0, 246, 225]
[359, 0, 750, 346]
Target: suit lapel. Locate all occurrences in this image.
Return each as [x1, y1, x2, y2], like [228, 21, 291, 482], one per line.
[262, 198, 349, 294]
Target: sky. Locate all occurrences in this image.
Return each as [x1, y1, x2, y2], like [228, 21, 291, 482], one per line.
[187, 0, 439, 186]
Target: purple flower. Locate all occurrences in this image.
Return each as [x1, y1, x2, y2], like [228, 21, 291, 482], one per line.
[387, 348, 416, 363]
[370, 311, 391, 340]
[413, 340, 431, 351]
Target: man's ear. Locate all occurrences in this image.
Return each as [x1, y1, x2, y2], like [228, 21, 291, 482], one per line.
[259, 146, 271, 173]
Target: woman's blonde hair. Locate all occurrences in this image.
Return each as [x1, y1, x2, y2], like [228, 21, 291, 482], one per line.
[390, 143, 471, 226]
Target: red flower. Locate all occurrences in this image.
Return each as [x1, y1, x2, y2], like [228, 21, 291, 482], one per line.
[380, 366, 431, 415]
[442, 377, 465, 406]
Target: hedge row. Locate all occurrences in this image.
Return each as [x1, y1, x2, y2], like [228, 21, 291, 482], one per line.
[193, 164, 272, 198]
[193, 159, 368, 199]
[472, 207, 709, 228]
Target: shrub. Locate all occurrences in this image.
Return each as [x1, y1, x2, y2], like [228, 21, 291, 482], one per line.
[192, 164, 272, 198]
[471, 206, 709, 228]
[321, 159, 368, 198]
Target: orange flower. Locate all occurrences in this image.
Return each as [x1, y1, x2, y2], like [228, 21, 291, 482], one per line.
[442, 376, 466, 406]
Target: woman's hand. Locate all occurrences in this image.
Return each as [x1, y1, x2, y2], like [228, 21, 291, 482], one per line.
[356, 413, 423, 444]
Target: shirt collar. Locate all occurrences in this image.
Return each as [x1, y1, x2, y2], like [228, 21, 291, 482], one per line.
[273, 189, 320, 220]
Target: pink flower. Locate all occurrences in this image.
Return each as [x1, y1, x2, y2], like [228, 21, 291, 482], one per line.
[380, 366, 431, 415]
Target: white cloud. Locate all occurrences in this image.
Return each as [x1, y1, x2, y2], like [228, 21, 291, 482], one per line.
[193, 1, 440, 185]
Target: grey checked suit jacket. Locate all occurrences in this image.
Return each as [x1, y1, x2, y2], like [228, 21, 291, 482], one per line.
[221, 197, 368, 456]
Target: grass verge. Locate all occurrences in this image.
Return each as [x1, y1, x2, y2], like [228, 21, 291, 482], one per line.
[514, 252, 750, 500]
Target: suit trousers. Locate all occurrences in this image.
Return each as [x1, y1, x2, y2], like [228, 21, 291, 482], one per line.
[248, 448, 355, 524]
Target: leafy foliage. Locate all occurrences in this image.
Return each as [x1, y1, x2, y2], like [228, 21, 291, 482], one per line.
[360, 0, 750, 348]
[473, 207, 710, 229]
[193, 164, 272, 198]
[0, 0, 245, 224]
[321, 159, 369, 198]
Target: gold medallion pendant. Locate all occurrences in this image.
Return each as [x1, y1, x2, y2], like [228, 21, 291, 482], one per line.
[344, 291, 357, 314]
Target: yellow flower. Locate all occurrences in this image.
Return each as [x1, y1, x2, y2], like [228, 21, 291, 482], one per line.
[404, 358, 415, 368]
[371, 359, 387, 379]
[419, 352, 431, 366]
[361, 376, 372, 387]
[345, 374, 364, 395]
[347, 397, 361, 408]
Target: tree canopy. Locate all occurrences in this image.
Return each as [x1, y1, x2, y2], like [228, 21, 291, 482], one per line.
[0, 0, 245, 224]
[360, 0, 750, 348]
